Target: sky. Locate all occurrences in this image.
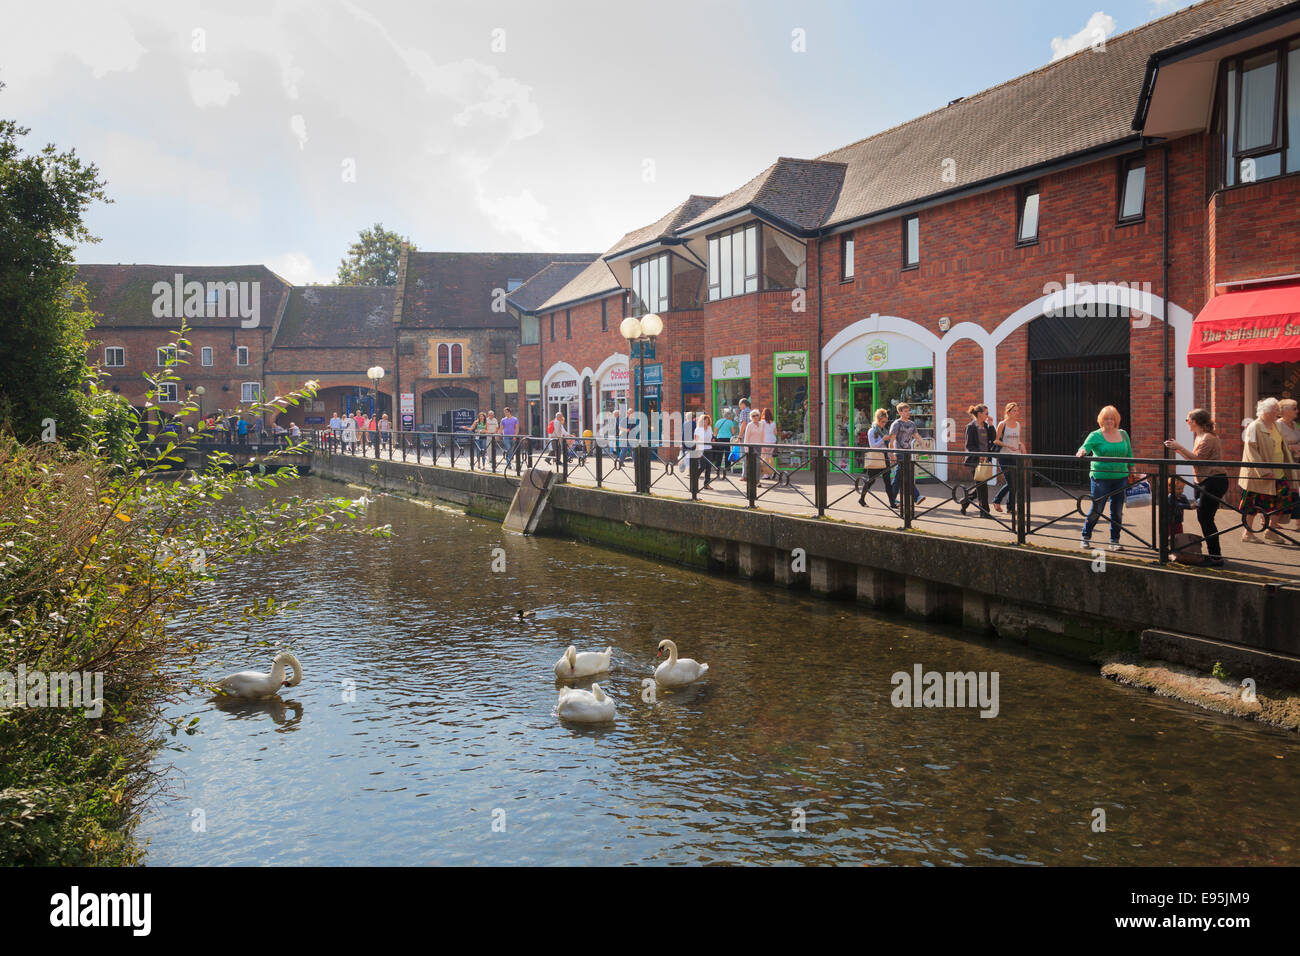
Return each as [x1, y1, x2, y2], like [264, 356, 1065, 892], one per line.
[0, 0, 1196, 284]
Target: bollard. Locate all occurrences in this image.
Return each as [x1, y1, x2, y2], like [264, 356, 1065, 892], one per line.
[814, 448, 828, 517]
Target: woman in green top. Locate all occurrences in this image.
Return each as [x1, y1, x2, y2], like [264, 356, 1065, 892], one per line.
[462, 412, 488, 465]
[1075, 405, 1139, 551]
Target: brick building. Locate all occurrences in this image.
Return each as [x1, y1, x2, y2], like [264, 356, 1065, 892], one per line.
[517, 0, 1300, 480]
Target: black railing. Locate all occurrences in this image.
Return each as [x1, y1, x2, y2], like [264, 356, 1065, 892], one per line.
[307, 429, 1300, 572]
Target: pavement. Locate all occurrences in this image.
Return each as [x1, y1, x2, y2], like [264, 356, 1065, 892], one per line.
[331, 440, 1300, 583]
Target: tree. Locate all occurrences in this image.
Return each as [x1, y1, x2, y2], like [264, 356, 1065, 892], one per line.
[335, 222, 415, 286]
[0, 84, 109, 443]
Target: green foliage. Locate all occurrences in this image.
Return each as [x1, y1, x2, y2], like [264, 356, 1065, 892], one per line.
[1211, 661, 1230, 681]
[335, 222, 414, 286]
[0, 348, 389, 864]
[0, 86, 109, 443]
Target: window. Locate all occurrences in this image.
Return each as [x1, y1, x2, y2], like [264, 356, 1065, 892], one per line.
[521, 314, 539, 346]
[450, 344, 463, 374]
[236, 346, 249, 366]
[158, 383, 178, 403]
[1220, 38, 1300, 186]
[1016, 184, 1040, 244]
[507, 278, 523, 292]
[630, 252, 669, 315]
[241, 382, 260, 403]
[706, 223, 760, 301]
[1118, 157, 1146, 222]
[437, 343, 450, 374]
[200, 346, 213, 367]
[157, 346, 176, 366]
[565, 309, 572, 339]
[903, 215, 919, 268]
[601, 299, 608, 332]
[104, 347, 124, 367]
[840, 234, 854, 280]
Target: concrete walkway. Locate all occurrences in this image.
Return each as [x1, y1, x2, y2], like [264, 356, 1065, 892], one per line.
[331, 442, 1300, 582]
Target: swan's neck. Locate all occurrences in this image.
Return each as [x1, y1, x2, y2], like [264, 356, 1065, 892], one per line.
[592, 684, 606, 702]
[280, 655, 303, 687]
[665, 642, 678, 665]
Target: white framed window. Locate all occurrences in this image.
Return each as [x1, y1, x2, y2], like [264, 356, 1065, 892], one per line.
[201, 346, 214, 367]
[158, 383, 178, 403]
[241, 382, 260, 403]
[706, 223, 760, 301]
[157, 346, 177, 366]
[104, 347, 125, 367]
[236, 346, 249, 366]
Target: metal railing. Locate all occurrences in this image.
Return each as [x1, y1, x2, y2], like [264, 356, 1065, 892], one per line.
[307, 429, 1300, 571]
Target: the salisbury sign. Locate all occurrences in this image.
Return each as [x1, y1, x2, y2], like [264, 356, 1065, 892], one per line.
[151, 273, 260, 328]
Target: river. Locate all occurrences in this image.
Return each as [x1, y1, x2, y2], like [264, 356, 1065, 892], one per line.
[138, 478, 1298, 865]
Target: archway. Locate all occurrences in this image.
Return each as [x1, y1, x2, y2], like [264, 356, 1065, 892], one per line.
[421, 385, 478, 431]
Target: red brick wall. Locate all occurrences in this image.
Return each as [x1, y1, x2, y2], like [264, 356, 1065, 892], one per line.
[1211, 174, 1300, 285]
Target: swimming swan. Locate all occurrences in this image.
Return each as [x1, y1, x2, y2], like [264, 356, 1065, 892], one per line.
[654, 639, 709, 688]
[557, 683, 616, 723]
[215, 652, 303, 699]
[554, 645, 612, 680]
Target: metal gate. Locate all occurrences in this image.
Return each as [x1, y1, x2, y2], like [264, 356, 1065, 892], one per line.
[1030, 355, 1130, 487]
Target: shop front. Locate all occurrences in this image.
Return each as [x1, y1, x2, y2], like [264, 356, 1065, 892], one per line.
[599, 365, 630, 413]
[546, 376, 580, 435]
[1188, 282, 1300, 420]
[633, 362, 663, 442]
[826, 333, 936, 472]
[681, 361, 706, 418]
[711, 353, 751, 421]
[773, 350, 810, 466]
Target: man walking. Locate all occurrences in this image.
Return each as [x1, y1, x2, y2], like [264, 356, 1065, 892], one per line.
[887, 402, 926, 506]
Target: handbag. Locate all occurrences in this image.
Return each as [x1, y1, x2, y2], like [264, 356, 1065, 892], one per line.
[1172, 532, 1205, 564]
[973, 460, 994, 483]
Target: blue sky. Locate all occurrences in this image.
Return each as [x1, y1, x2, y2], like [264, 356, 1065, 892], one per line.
[0, 0, 1193, 283]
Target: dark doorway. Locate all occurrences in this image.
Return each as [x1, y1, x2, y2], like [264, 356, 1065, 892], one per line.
[1031, 355, 1131, 487]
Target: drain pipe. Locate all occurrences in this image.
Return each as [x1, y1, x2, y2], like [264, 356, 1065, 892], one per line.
[1162, 144, 1171, 457]
[815, 236, 824, 444]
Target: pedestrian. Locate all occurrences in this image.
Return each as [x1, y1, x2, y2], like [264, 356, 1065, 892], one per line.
[486, 409, 500, 460]
[341, 413, 357, 453]
[1165, 408, 1228, 565]
[678, 412, 696, 471]
[714, 409, 737, 477]
[548, 411, 568, 462]
[959, 404, 996, 517]
[1237, 396, 1297, 544]
[236, 417, 249, 445]
[693, 413, 714, 489]
[991, 402, 1023, 514]
[1075, 405, 1137, 552]
[379, 412, 391, 446]
[759, 407, 779, 480]
[463, 412, 488, 465]
[290, 421, 302, 441]
[859, 408, 897, 509]
[1279, 398, 1300, 525]
[886, 402, 926, 505]
[500, 406, 518, 462]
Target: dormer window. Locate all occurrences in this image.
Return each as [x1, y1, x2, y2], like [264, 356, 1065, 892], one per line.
[630, 252, 669, 316]
[706, 223, 759, 301]
[1218, 37, 1300, 186]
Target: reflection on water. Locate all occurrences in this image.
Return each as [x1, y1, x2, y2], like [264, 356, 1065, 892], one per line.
[140, 480, 1299, 866]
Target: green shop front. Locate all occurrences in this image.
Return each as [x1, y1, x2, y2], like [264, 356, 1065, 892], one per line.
[711, 353, 751, 421]
[772, 350, 810, 467]
[826, 333, 936, 473]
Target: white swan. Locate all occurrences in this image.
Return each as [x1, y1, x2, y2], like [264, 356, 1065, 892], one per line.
[554, 645, 612, 680]
[215, 652, 303, 699]
[557, 683, 616, 723]
[654, 639, 709, 688]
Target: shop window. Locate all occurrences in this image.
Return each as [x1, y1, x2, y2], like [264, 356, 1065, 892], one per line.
[903, 215, 919, 269]
[774, 351, 810, 466]
[840, 234, 854, 281]
[104, 347, 125, 367]
[1016, 184, 1039, 244]
[1118, 157, 1146, 223]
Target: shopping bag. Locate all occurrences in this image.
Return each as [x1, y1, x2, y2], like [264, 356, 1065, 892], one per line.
[1172, 532, 1205, 564]
[729, 444, 743, 464]
[973, 461, 994, 483]
[1124, 479, 1152, 507]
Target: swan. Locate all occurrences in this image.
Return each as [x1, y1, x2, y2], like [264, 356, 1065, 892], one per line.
[215, 652, 303, 699]
[654, 639, 709, 688]
[557, 683, 616, 723]
[554, 645, 612, 680]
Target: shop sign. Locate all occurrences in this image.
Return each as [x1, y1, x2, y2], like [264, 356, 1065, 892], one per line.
[681, 361, 705, 384]
[712, 354, 751, 379]
[635, 363, 663, 386]
[452, 408, 477, 430]
[774, 350, 808, 375]
[547, 378, 579, 401]
[867, 339, 889, 369]
[603, 367, 630, 388]
[400, 393, 415, 415]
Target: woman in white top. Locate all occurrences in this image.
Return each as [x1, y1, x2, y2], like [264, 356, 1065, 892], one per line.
[991, 402, 1023, 513]
[694, 414, 715, 488]
[760, 407, 778, 480]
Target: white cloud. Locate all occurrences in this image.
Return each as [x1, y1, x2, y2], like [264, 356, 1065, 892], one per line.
[266, 252, 328, 285]
[1050, 11, 1117, 61]
[187, 68, 240, 108]
[474, 186, 555, 250]
[0, 1, 146, 105]
[89, 129, 252, 219]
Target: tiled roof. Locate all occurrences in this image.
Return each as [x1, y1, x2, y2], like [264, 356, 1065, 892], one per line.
[505, 260, 596, 313]
[538, 258, 622, 312]
[817, 0, 1295, 228]
[674, 159, 847, 235]
[604, 195, 721, 258]
[1161, 0, 1297, 50]
[273, 285, 395, 349]
[76, 264, 291, 329]
[399, 252, 598, 329]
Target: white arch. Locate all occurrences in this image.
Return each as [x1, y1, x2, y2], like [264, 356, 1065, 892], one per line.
[593, 352, 629, 384]
[542, 361, 580, 389]
[821, 313, 949, 479]
[983, 282, 1194, 454]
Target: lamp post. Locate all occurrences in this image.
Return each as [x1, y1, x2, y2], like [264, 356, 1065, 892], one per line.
[619, 312, 662, 427]
[367, 366, 386, 415]
[194, 385, 206, 422]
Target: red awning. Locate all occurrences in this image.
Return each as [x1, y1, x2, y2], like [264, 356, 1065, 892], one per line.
[1188, 284, 1300, 368]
